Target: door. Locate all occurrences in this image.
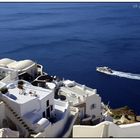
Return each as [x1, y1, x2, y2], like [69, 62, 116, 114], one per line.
[46, 107, 50, 118]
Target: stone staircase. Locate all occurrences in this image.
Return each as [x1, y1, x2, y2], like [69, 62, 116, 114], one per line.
[2, 100, 36, 137]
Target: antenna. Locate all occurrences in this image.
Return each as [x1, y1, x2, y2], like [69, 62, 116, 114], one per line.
[106, 101, 110, 110]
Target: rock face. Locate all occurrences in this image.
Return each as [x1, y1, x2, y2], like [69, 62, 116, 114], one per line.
[107, 106, 139, 125]
[0, 128, 19, 138]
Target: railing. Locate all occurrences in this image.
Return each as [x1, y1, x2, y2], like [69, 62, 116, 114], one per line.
[76, 82, 97, 94]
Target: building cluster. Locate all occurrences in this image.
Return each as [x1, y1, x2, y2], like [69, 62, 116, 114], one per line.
[0, 58, 140, 138]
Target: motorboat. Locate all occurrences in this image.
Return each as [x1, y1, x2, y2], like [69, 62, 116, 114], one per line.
[96, 66, 113, 75]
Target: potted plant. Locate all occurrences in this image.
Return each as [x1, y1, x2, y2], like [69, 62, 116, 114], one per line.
[0, 87, 8, 94]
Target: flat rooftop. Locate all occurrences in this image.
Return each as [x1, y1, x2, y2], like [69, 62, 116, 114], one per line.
[61, 84, 96, 97]
[59, 89, 78, 104]
[6, 82, 52, 104]
[59, 82, 97, 104]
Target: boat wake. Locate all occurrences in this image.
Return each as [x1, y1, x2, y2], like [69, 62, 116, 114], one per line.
[111, 70, 140, 80]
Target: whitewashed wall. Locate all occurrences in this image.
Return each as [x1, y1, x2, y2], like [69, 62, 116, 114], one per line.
[1, 71, 18, 84]
[108, 122, 140, 137]
[2, 89, 54, 117]
[2, 95, 21, 115]
[32, 123, 52, 138]
[20, 98, 40, 116]
[22, 63, 37, 77]
[73, 123, 106, 137]
[33, 109, 70, 137]
[86, 94, 101, 118]
[73, 121, 140, 138]
[48, 108, 70, 137]
[3, 94, 41, 116]
[38, 91, 54, 115]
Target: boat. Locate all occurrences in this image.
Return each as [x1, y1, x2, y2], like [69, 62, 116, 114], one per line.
[96, 66, 113, 75]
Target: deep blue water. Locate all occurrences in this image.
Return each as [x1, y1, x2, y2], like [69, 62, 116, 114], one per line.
[0, 3, 140, 114]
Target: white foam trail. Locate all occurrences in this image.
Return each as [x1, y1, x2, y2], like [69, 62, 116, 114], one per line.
[111, 70, 140, 80]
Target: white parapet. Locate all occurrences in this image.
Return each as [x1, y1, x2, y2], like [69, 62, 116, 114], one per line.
[73, 122, 107, 137]
[108, 122, 140, 137]
[73, 121, 140, 138]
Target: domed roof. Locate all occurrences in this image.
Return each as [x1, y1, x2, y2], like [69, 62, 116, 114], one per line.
[8, 60, 35, 71]
[0, 58, 15, 67]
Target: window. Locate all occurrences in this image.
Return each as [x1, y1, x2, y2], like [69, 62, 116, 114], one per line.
[50, 105, 53, 111]
[46, 100, 49, 107]
[91, 104, 96, 109]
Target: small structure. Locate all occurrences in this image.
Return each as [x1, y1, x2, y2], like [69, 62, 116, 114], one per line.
[0, 58, 43, 81]
[59, 80, 102, 124]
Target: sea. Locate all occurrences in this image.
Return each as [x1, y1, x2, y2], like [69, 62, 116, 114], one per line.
[0, 3, 140, 114]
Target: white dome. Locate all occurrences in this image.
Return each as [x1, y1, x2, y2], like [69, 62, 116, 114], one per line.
[0, 58, 15, 66]
[0, 64, 8, 68]
[7, 61, 18, 68]
[8, 60, 35, 70]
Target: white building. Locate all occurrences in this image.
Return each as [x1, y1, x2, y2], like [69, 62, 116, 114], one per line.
[4, 80, 54, 117]
[0, 80, 78, 137]
[59, 80, 102, 124]
[32, 77, 103, 125]
[73, 121, 140, 138]
[0, 58, 42, 80]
